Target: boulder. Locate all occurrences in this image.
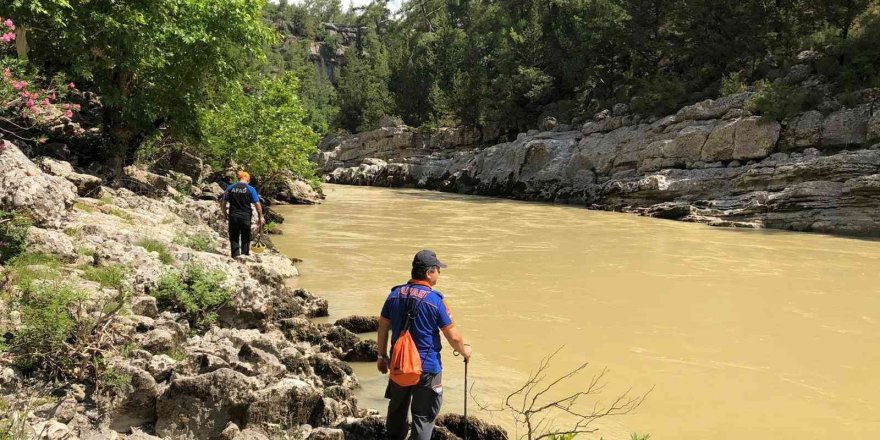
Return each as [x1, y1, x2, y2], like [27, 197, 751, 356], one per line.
[27, 227, 77, 261]
[343, 340, 379, 362]
[31, 420, 69, 440]
[270, 173, 324, 205]
[339, 415, 387, 440]
[0, 143, 77, 228]
[131, 296, 158, 319]
[733, 117, 780, 160]
[308, 353, 356, 387]
[701, 120, 737, 161]
[334, 315, 379, 334]
[38, 157, 103, 196]
[245, 378, 322, 428]
[156, 368, 257, 439]
[106, 364, 160, 433]
[324, 326, 359, 352]
[822, 106, 870, 147]
[435, 414, 508, 440]
[675, 92, 751, 121]
[121, 166, 177, 197]
[782, 110, 824, 151]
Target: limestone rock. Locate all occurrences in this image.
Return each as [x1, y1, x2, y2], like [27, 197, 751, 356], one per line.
[309, 427, 344, 440]
[246, 378, 322, 428]
[435, 414, 508, 440]
[131, 296, 158, 319]
[339, 415, 386, 440]
[106, 365, 159, 433]
[782, 110, 824, 151]
[868, 110, 880, 143]
[822, 106, 870, 147]
[0, 144, 77, 228]
[27, 227, 77, 261]
[343, 340, 379, 362]
[121, 166, 177, 197]
[31, 420, 70, 440]
[334, 315, 379, 333]
[733, 117, 780, 160]
[269, 172, 324, 205]
[38, 157, 103, 197]
[155, 368, 257, 439]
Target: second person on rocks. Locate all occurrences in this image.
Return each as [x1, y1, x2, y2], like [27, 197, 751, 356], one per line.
[220, 170, 265, 258]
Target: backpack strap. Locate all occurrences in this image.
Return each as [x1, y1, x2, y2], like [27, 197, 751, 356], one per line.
[400, 284, 426, 333]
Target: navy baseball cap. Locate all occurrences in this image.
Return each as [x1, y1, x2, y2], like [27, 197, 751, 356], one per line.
[412, 249, 447, 269]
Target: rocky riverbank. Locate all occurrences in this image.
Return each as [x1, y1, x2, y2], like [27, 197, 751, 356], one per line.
[319, 91, 880, 236]
[0, 144, 504, 440]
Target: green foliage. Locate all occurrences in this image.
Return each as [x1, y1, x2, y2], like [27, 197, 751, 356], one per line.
[82, 264, 128, 291]
[748, 80, 808, 121]
[264, 221, 281, 234]
[137, 239, 173, 265]
[174, 233, 215, 253]
[336, 43, 393, 132]
[73, 202, 94, 213]
[101, 367, 132, 393]
[0, 211, 30, 264]
[630, 433, 651, 440]
[3, 252, 61, 289]
[152, 265, 233, 330]
[720, 73, 748, 97]
[548, 434, 577, 440]
[7, 282, 87, 373]
[197, 72, 319, 183]
[1, 0, 276, 163]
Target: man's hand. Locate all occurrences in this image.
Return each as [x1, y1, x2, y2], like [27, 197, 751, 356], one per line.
[377, 356, 389, 374]
[258, 217, 266, 227]
[459, 344, 472, 362]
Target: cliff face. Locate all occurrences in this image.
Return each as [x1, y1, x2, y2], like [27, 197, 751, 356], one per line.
[318, 92, 880, 236]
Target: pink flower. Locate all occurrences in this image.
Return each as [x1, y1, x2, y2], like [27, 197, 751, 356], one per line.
[63, 103, 70, 110]
[3, 19, 14, 30]
[1, 32, 15, 43]
[73, 104, 81, 110]
[49, 93, 57, 102]
[68, 82, 76, 90]
[65, 110, 74, 119]
[26, 99, 35, 108]
[42, 98, 51, 107]
[12, 80, 26, 90]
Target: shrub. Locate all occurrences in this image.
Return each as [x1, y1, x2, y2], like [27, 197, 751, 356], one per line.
[7, 283, 88, 374]
[264, 222, 280, 234]
[0, 211, 30, 264]
[137, 239, 173, 265]
[152, 265, 233, 331]
[720, 73, 747, 96]
[747, 80, 807, 121]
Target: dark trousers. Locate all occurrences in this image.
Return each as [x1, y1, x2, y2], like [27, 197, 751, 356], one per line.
[228, 217, 251, 257]
[385, 372, 443, 440]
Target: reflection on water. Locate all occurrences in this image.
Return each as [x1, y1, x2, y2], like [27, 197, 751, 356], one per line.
[274, 184, 880, 440]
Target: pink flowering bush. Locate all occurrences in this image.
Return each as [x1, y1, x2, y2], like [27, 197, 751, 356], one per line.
[0, 17, 78, 145]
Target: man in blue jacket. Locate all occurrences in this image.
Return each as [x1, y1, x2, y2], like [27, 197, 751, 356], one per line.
[377, 250, 472, 440]
[220, 171, 264, 257]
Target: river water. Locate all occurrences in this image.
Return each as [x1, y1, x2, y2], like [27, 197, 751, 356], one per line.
[274, 184, 880, 440]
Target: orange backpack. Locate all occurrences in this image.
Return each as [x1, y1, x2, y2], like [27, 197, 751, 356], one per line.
[390, 290, 423, 386]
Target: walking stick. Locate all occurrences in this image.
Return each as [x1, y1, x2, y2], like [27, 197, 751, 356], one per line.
[454, 346, 471, 440]
[464, 357, 469, 440]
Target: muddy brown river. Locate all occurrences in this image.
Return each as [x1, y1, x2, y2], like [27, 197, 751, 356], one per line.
[274, 184, 880, 439]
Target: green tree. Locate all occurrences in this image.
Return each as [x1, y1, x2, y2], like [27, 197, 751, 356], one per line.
[1, 0, 274, 174]
[198, 72, 319, 183]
